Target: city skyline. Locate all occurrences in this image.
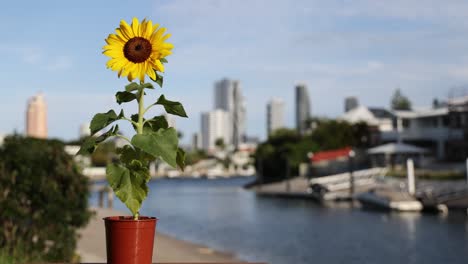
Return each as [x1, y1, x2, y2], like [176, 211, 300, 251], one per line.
[2, 1, 468, 143]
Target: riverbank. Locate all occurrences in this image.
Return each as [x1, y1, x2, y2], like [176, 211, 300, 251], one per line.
[77, 207, 240, 263]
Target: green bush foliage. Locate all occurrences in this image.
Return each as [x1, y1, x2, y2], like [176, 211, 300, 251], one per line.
[0, 136, 91, 262]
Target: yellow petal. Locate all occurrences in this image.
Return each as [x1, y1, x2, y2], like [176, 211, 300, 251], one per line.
[103, 49, 124, 58]
[161, 43, 174, 49]
[105, 34, 124, 45]
[143, 20, 153, 39]
[161, 33, 172, 42]
[151, 27, 166, 42]
[155, 60, 165, 72]
[140, 19, 147, 38]
[160, 50, 172, 56]
[147, 65, 156, 80]
[116, 28, 130, 42]
[132, 17, 140, 37]
[120, 20, 134, 39]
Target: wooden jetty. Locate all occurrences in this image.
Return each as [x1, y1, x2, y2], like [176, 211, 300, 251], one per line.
[356, 188, 423, 211]
[254, 167, 387, 202]
[308, 167, 387, 201]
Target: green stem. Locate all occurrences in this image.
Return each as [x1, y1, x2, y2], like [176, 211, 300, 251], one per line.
[134, 82, 146, 221]
[137, 86, 145, 135]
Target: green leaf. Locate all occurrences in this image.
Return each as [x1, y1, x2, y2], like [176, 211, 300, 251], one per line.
[90, 110, 119, 135]
[150, 70, 163, 87]
[155, 95, 188, 118]
[144, 115, 169, 132]
[117, 145, 154, 165]
[115, 91, 137, 105]
[155, 74, 163, 88]
[77, 125, 119, 155]
[160, 58, 168, 63]
[140, 83, 154, 89]
[131, 127, 179, 168]
[125, 82, 140, 92]
[176, 147, 186, 171]
[118, 109, 125, 119]
[106, 162, 150, 216]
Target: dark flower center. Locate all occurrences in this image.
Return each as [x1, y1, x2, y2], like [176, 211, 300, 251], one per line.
[123, 37, 152, 63]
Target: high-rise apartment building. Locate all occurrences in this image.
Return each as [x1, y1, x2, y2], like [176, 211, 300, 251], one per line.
[201, 110, 231, 151]
[345, 96, 359, 112]
[267, 98, 285, 136]
[26, 93, 47, 139]
[295, 83, 311, 135]
[214, 78, 246, 148]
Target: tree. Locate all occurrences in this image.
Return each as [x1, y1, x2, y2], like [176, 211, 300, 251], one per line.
[214, 138, 225, 150]
[391, 88, 412, 110]
[0, 136, 91, 262]
[255, 129, 319, 183]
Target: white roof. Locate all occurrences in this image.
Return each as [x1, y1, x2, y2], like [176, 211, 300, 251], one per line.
[393, 107, 448, 118]
[340, 106, 379, 125]
[368, 142, 429, 154]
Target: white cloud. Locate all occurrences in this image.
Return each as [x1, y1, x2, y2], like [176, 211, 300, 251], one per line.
[0, 44, 72, 71]
[45, 55, 72, 71]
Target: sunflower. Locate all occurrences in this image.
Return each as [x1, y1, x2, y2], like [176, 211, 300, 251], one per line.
[103, 18, 173, 82]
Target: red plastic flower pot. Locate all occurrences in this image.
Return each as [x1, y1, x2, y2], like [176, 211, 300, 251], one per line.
[104, 216, 158, 264]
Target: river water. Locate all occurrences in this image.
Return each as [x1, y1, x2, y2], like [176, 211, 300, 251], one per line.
[90, 177, 468, 264]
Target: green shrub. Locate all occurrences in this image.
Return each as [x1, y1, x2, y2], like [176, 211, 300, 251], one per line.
[0, 136, 91, 262]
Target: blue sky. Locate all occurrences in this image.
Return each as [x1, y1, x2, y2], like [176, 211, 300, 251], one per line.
[1, 0, 468, 143]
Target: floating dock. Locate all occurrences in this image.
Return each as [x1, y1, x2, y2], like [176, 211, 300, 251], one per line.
[356, 188, 423, 211]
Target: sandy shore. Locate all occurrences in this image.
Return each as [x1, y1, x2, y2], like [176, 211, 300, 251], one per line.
[77, 207, 240, 263]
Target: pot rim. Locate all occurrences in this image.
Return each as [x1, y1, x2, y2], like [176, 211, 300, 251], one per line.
[103, 216, 158, 222]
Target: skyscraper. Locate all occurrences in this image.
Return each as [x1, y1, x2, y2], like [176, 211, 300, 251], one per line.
[214, 78, 234, 111]
[201, 110, 231, 151]
[214, 78, 246, 148]
[344, 96, 359, 112]
[295, 83, 311, 135]
[267, 98, 285, 136]
[26, 93, 47, 139]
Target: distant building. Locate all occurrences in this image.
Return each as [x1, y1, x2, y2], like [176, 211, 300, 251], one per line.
[267, 98, 285, 136]
[214, 79, 233, 111]
[295, 83, 311, 135]
[214, 78, 246, 148]
[381, 96, 468, 160]
[341, 96, 468, 160]
[80, 123, 91, 138]
[201, 110, 231, 152]
[26, 93, 47, 139]
[344, 96, 359, 112]
[191, 133, 201, 151]
[340, 106, 394, 132]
